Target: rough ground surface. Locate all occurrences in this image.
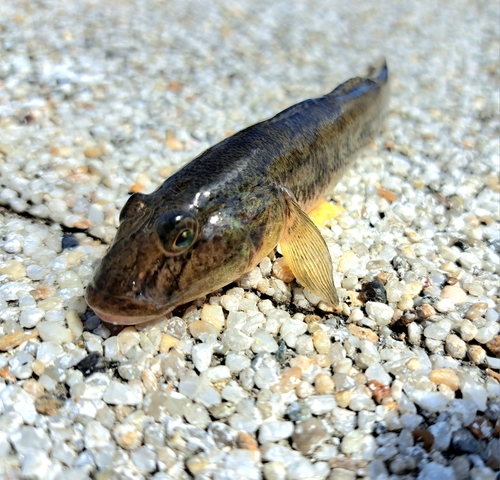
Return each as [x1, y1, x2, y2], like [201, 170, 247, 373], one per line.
[0, 0, 499, 479]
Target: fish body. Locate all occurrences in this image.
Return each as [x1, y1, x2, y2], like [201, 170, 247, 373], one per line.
[86, 61, 389, 325]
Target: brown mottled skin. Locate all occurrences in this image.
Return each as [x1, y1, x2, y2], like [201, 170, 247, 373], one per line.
[86, 61, 389, 324]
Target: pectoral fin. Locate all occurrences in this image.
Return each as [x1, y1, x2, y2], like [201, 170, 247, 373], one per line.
[279, 193, 339, 306]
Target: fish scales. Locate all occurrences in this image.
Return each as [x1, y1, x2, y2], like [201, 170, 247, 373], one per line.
[86, 61, 389, 325]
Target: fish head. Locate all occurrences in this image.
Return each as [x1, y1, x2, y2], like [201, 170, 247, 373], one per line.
[85, 185, 285, 325]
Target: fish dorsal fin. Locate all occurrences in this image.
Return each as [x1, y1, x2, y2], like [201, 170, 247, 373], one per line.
[279, 191, 339, 307]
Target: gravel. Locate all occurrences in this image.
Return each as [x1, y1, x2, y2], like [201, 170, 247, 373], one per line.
[1, 0, 499, 479]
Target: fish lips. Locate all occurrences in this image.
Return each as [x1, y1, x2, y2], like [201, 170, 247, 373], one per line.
[85, 282, 172, 325]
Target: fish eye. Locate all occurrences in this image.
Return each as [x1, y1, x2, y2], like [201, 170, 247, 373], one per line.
[174, 228, 194, 250]
[119, 193, 147, 223]
[156, 211, 198, 255]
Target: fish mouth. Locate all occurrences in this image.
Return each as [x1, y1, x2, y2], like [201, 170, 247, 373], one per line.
[85, 282, 172, 325]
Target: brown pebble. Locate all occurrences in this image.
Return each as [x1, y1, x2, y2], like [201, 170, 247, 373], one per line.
[377, 187, 397, 203]
[348, 324, 379, 343]
[466, 302, 489, 320]
[485, 335, 500, 356]
[237, 431, 259, 454]
[30, 284, 56, 301]
[84, 146, 102, 158]
[0, 329, 39, 351]
[130, 183, 145, 193]
[412, 429, 434, 452]
[35, 395, 64, 415]
[165, 132, 183, 151]
[168, 81, 183, 92]
[467, 345, 486, 365]
[74, 219, 93, 229]
[468, 417, 493, 440]
[0, 366, 17, 383]
[429, 368, 460, 391]
[367, 380, 392, 404]
[417, 304, 436, 319]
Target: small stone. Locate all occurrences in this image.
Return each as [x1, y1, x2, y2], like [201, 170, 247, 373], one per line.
[103, 380, 143, 405]
[340, 431, 376, 460]
[467, 345, 486, 365]
[418, 304, 436, 319]
[84, 420, 111, 449]
[347, 324, 379, 342]
[189, 320, 219, 339]
[367, 380, 392, 403]
[362, 277, 387, 303]
[236, 431, 259, 457]
[84, 146, 103, 158]
[131, 446, 156, 473]
[0, 329, 39, 351]
[466, 302, 489, 320]
[338, 251, 359, 273]
[484, 438, 500, 470]
[314, 374, 334, 394]
[201, 304, 225, 331]
[329, 468, 356, 480]
[206, 422, 236, 449]
[445, 334, 467, 359]
[252, 330, 279, 354]
[292, 418, 329, 454]
[424, 319, 452, 340]
[412, 428, 434, 452]
[452, 427, 481, 454]
[113, 423, 143, 450]
[468, 417, 493, 440]
[365, 302, 393, 326]
[192, 343, 213, 372]
[440, 285, 467, 304]
[0, 260, 26, 280]
[459, 319, 478, 342]
[485, 336, 500, 356]
[258, 421, 294, 443]
[222, 328, 253, 351]
[417, 463, 456, 480]
[475, 323, 500, 344]
[159, 334, 179, 353]
[34, 395, 64, 415]
[186, 455, 210, 476]
[430, 368, 460, 390]
[263, 461, 286, 480]
[37, 322, 74, 343]
[312, 330, 330, 354]
[272, 257, 295, 283]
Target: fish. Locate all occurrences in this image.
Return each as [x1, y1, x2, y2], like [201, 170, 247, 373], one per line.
[85, 60, 390, 325]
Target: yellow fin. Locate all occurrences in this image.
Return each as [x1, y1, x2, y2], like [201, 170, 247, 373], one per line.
[279, 194, 339, 306]
[308, 201, 345, 226]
